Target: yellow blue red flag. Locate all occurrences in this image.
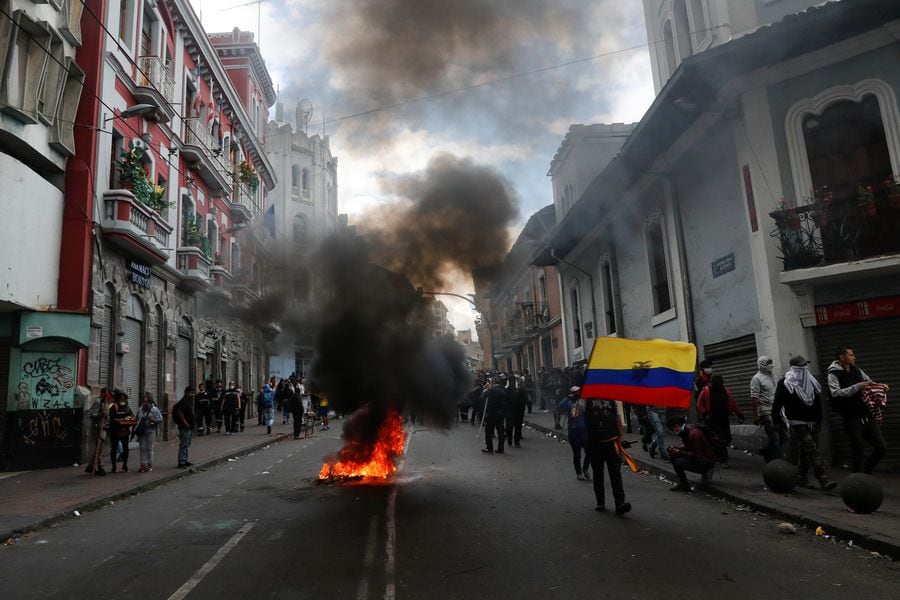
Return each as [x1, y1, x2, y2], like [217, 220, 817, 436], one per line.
[582, 337, 697, 408]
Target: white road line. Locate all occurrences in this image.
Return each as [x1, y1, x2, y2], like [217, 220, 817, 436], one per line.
[167, 522, 256, 600]
[277, 459, 284, 464]
[356, 516, 379, 600]
[384, 489, 397, 600]
[237, 479, 248, 485]
[168, 516, 184, 527]
[192, 500, 210, 511]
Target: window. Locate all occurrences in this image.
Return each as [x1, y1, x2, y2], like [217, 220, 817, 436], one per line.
[291, 164, 301, 188]
[601, 259, 617, 335]
[60, 0, 86, 46]
[673, 0, 692, 60]
[646, 214, 673, 316]
[569, 283, 582, 349]
[49, 58, 85, 156]
[293, 214, 308, 244]
[118, 0, 135, 48]
[1, 11, 52, 124]
[662, 21, 677, 76]
[301, 168, 310, 195]
[109, 130, 124, 188]
[689, 0, 709, 49]
[231, 242, 241, 273]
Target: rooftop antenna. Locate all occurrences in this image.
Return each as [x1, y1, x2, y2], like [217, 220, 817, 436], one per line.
[298, 98, 313, 135]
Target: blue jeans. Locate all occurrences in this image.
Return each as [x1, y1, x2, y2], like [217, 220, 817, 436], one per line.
[568, 428, 590, 475]
[647, 410, 669, 460]
[178, 428, 192, 465]
[672, 455, 712, 485]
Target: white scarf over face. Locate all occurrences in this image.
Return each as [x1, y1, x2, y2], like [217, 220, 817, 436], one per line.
[783, 365, 821, 406]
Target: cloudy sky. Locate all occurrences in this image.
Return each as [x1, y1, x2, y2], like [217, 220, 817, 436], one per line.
[192, 0, 655, 334]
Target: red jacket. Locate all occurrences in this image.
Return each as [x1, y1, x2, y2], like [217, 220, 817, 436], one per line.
[697, 385, 740, 420]
[679, 426, 716, 465]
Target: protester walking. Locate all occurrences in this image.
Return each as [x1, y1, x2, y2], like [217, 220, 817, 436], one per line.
[108, 390, 135, 473]
[172, 387, 196, 468]
[827, 347, 890, 474]
[584, 397, 630, 516]
[558, 387, 590, 480]
[261, 383, 276, 435]
[134, 392, 163, 472]
[772, 356, 836, 491]
[750, 356, 786, 462]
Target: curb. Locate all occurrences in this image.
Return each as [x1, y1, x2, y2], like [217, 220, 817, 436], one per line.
[1, 433, 290, 542]
[524, 419, 900, 561]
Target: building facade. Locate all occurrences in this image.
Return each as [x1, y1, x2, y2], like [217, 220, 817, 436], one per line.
[536, 0, 900, 468]
[265, 100, 339, 379]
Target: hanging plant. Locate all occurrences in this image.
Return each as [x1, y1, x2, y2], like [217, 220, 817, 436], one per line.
[238, 160, 259, 192]
[116, 145, 174, 212]
[182, 213, 212, 258]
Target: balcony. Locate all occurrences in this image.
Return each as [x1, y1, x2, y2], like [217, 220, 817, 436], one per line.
[176, 247, 212, 292]
[771, 187, 900, 286]
[102, 190, 172, 265]
[229, 184, 256, 223]
[182, 118, 232, 196]
[134, 56, 176, 123]
[208, 263, 233, 300]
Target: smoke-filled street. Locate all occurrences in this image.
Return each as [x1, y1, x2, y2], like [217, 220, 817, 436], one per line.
[1, 424, 897, 600]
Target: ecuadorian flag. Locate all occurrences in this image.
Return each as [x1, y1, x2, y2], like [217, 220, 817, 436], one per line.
[582, 337, 697, 408]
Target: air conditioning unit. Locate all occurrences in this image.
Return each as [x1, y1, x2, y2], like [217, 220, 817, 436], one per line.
[131, 138, 146, 150]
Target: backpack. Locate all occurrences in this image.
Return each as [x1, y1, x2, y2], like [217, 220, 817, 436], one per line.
[171, 401, 181, 425]
[570, 398, 584, 419]
[261, 390, 274, 409]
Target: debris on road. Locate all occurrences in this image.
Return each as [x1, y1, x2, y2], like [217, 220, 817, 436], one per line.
[776, 522, 798, 535]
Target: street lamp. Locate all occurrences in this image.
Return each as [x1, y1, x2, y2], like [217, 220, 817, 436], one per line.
[420, 290, 497, 370]
[103, 104, 156, 125]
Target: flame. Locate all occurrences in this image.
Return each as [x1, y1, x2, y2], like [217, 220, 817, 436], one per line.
[319, 410, 407, 480]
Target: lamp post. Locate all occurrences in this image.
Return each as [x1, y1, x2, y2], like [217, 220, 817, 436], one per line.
[103, 103, 156, 125]
[419, 290, 497, 370]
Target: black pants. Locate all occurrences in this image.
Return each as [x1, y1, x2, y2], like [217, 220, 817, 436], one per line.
[213, 406, 223, 431]
[484, 414, 505, 452]
[506, 406, 525, 445]
[707, 418, 731, 464]
[293, 416, 303, 438]
[197, 406, 213, 433]
[843, 416, 887, 473]
[239, 403, 247, 431]
[586, 439, 625, 509]
[111, 435, 129, 467]
[224, 409, 239, 433]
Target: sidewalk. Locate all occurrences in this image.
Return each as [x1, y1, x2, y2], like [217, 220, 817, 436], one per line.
[523, 410, 900, 560]
[0, 421, 302, 542]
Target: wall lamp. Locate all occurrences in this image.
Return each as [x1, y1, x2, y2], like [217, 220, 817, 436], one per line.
[103, 104, 156, 125]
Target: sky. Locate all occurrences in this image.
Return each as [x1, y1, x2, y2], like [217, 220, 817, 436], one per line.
[192, 0, 656, 336]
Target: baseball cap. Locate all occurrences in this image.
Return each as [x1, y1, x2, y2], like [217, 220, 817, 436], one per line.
[789, 355, 810, 367]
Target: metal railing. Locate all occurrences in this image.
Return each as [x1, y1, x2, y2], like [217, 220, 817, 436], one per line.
[137, 56, 175, 103]
[183, 117, 213, 150]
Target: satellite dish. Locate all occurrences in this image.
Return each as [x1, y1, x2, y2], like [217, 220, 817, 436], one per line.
[298, 98, 313, 132]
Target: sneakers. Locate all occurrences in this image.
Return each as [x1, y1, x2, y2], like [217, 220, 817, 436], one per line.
[481, 448, 493, 454]
[670, 482, 691, 492]
[615, 502, 632, 516]
[583, 472, 591, 481]
[577, 473, 585, 481]
[594, 505, 606, 512]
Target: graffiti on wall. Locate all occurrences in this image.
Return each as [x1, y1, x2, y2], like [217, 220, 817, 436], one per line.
[17, 410, 77, 448]
[16, 353, 76, 410]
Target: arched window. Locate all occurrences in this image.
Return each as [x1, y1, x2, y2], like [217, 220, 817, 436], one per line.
[645, 213, 673, 316]
[231, 241, 241, 273]
[293, 214, 308, 244]
[301, 168, 309, 192]
[673, 0, 692, 60]
[689, 0, 709, 49]
[663, 21, 677, 76]
[291, 164, 301, 188]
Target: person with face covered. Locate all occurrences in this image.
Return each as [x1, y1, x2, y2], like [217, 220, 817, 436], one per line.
[750, 356, 786, 461]
[772, 355, 836, 491]
[697, 375, 744, 468]
[482, 376, 509, 454]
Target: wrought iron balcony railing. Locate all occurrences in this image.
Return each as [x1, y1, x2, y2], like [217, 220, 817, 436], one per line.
[770, 189, 900, 271]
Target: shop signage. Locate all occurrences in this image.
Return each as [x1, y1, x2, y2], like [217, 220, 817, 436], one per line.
[129, 259, 151, 288]
[815, 296, 900, 325]
[25, 326, 43, 338]
[711, 253, 735, 278]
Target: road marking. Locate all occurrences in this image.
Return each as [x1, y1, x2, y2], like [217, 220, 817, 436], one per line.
[357, 516, 379, 600]
[277, 459, 284, 464]
[237, 479, 247, 485]
[169, 516, 184, 526]
[192, 500, 211, 511]
[269, 529, 285, 541]
[167, 522, 256, 600]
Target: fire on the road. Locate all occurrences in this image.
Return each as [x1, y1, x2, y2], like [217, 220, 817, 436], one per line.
[319, 410, 407, 481]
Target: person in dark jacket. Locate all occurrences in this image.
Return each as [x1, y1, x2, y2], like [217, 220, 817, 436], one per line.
[288, 385, 304, 439]
[212, 380, 224, 433]
[108, 390, 134, 473]
[469, 380, 486, 427]
[584, 396, 630, 515]
[220, 382, 241, 434]
[482, 376, 509, 454]
[697, 375, 744, 468]
[772, 355, 836, 491]
[172, 387, 196, 468]
[558, 387, 590, 480]
[195, 382, 213, 436]
[827, 347, 890, 474]
[506, 375, 528, 448]
[666, 416, 716, 491]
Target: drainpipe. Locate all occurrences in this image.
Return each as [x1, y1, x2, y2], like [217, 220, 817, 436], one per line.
[552, 248, 599, 355]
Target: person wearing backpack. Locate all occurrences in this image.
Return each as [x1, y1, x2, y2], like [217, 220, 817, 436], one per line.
[172, 387, 196, 468]
[558, 386, 590, 480]
[584, 396, 630, 515]
[133, 392, 163, 472]
[261, 383, 276, 434]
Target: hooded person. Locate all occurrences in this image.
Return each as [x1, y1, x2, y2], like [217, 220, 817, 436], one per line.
[750, 355, 787, 461]
[772, 355, 836, 491]
[696, 374, 744, 468]
[260, 383, 276, 435]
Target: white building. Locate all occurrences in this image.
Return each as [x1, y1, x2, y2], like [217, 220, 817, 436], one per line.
[265, 100, 339, 378]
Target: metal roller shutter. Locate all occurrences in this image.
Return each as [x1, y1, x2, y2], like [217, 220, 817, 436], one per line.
[177, 336, 191, 394]
[814, 317, 900, 471]
[703, 334, 758, 416]
[147, 322, 159, 404]
[122, 317, 142, 413]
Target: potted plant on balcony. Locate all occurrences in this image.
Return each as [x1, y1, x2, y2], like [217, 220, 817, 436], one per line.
[183, 213, 212, 258]
[117, 146, 174, 212]
[772, 197, 801, 230]
[857, 184, 877, 216]
[238, 160, 259, 193]
[808, 187, 833, 228]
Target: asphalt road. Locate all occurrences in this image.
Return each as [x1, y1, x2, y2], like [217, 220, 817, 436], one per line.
[1, 423, 898, 599]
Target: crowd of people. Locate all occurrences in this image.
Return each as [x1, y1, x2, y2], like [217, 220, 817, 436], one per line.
[468, 344, 890, 515]
[84, 373, 332, 475]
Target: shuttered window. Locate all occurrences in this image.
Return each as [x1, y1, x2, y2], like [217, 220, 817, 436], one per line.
[99, 286, 115, 390]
